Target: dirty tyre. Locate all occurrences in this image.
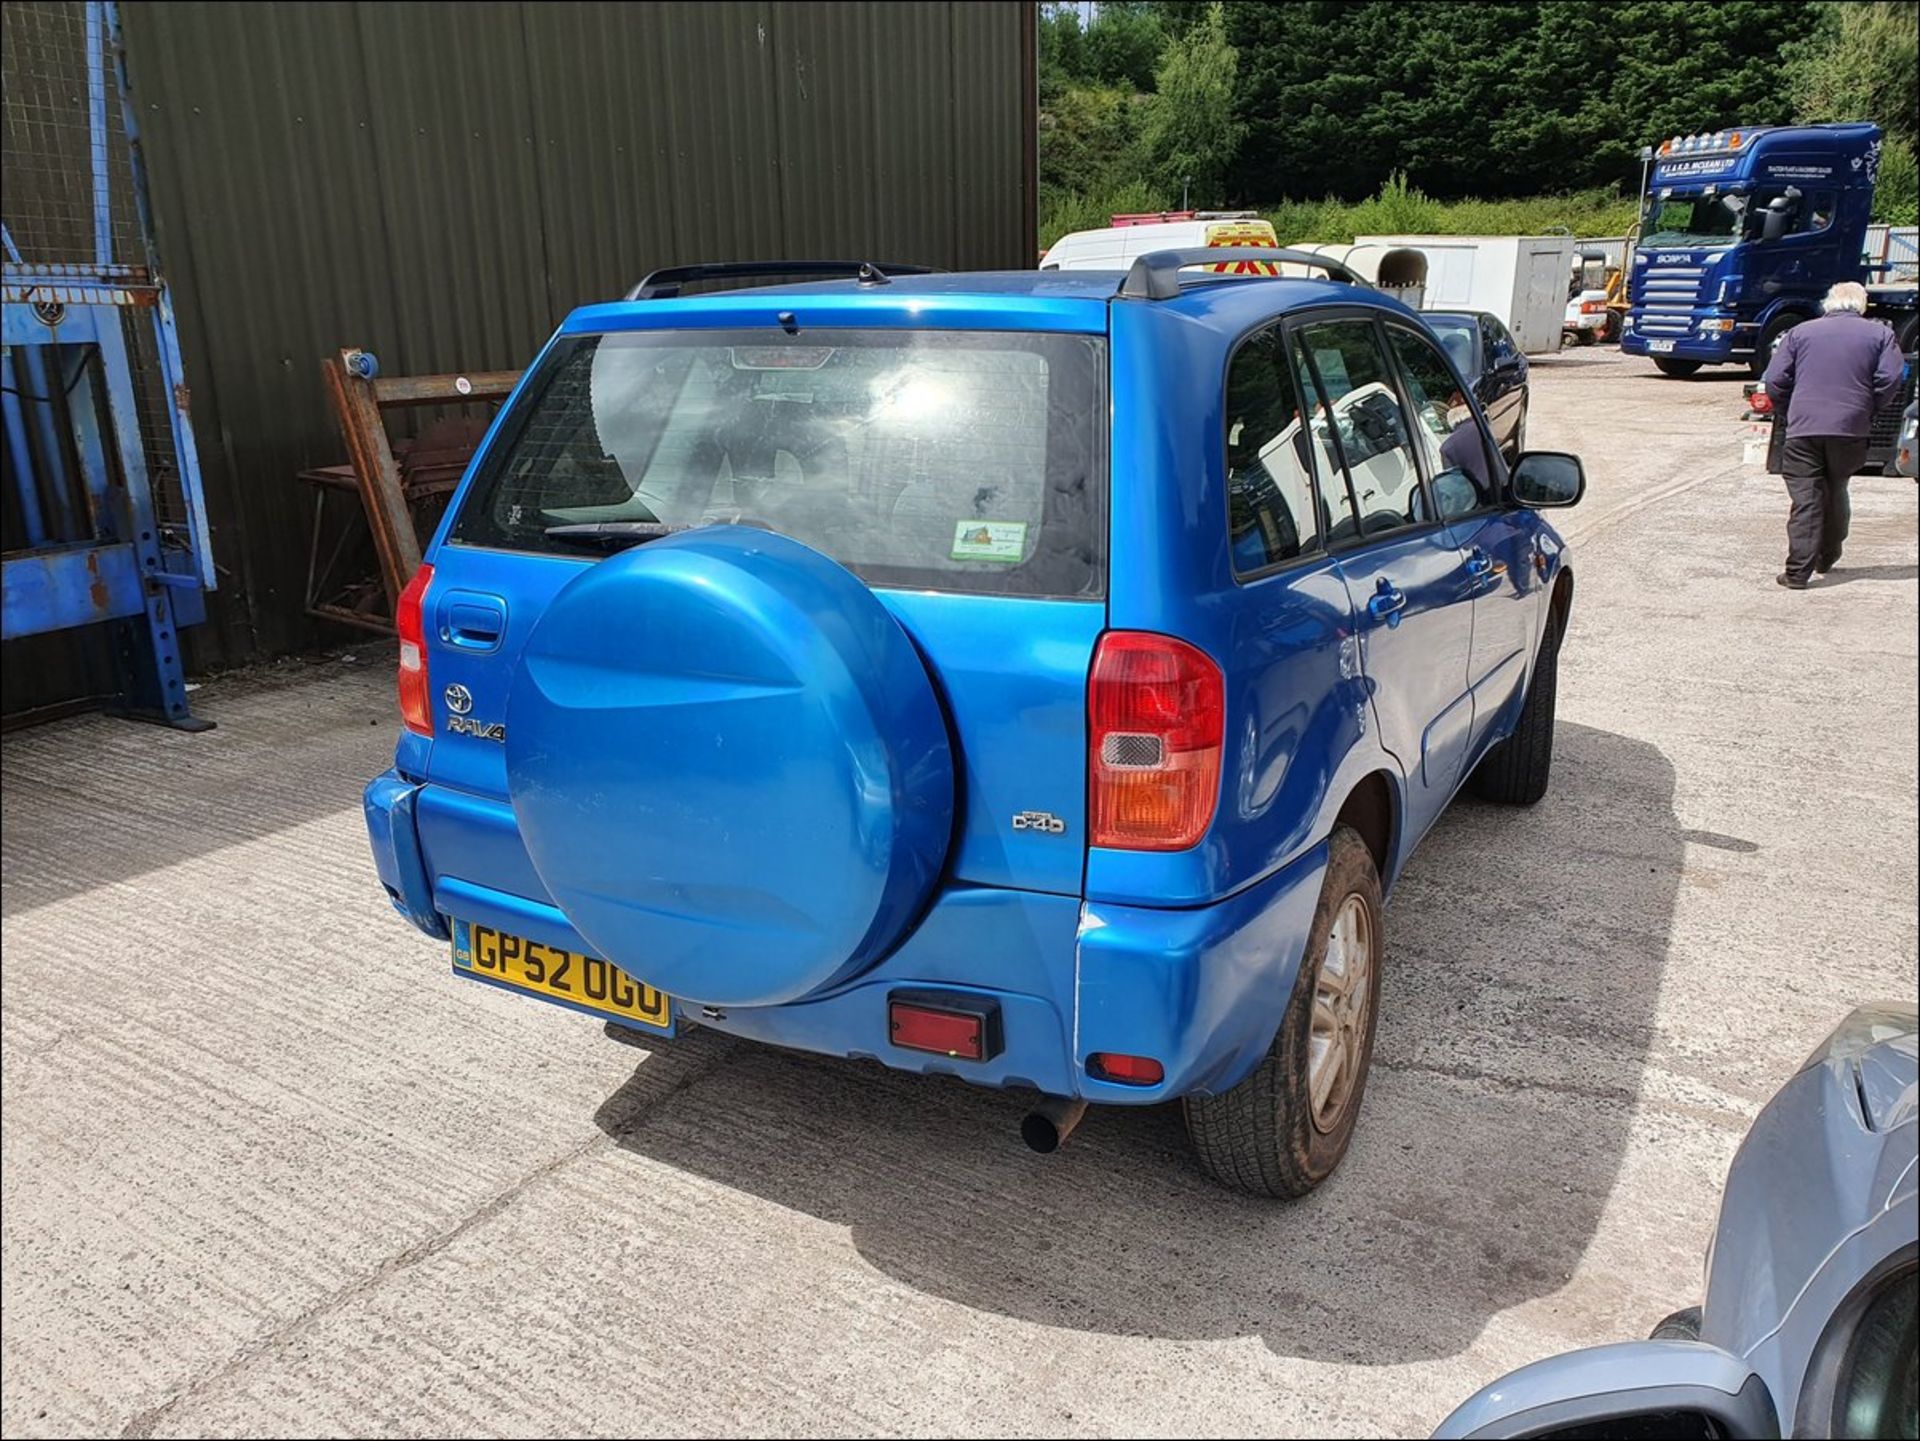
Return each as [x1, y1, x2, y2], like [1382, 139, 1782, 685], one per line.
[1893, 312, 1920, 356]
[1653, 357, 1702, 378]
[1752, 314, 1802, 379]
[1184, 826, 1385, 1199]
[1471, 607, 1561, 806]
[1651, 1305, 1703, 1341]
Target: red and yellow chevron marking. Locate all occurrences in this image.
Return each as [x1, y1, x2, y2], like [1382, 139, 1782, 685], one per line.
[1203, 220, 1281, 275]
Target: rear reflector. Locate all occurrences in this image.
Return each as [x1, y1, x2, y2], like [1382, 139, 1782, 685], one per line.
[1090, 1052, 1165, 1085]
[396, 563, 435, 737]
[1089, 631, 1224, 850]
[888, 992, 1003, 1062]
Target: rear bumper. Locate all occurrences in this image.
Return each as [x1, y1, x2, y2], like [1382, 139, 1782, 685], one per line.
[716, 839, 1328, 1104]
[363, 772, 448, 940]
[363, 771, 1327, 1104]
[1074, 840, 1328, 1101]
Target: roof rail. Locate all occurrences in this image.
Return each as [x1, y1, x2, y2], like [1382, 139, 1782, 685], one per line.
[1118, 247, 1368, 301]
[624, 260, 940, 301]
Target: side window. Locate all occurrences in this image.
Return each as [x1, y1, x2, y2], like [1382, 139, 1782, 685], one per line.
[1750, 188, 1836, 238]
[1483, 316, 1516, 366]
[1296, 319, 1429, 538]
[1387, 325, 1500, 519]
[1285, 333, 1362, 546]
[1224, 327, 1321, 573]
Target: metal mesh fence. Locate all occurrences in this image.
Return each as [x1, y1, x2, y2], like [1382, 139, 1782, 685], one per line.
[3, 1, 189, 541]
[124, 304, 190, 537]
[2, 0, 143, 269]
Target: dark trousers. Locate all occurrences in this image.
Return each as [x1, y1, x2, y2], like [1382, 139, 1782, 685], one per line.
[1781, 435, 1865, 581]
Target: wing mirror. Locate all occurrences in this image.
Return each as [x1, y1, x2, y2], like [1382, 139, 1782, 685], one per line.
[1510, 451, 1585, 508]
[1432, 1340, 1779, 1440]
[1759, 187, 1802, 243]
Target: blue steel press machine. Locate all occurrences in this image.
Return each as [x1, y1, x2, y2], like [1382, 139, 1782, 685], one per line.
[3, 0, 215, 730]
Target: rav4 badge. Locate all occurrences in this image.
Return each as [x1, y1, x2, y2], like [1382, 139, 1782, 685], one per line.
[443, 686, 505, 742]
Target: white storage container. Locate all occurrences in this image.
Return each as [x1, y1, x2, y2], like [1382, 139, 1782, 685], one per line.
[1357, 234, 1578, 354]
[1282, 242, 1429, 310]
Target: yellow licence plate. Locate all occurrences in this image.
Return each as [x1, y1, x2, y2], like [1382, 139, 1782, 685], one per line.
[452, 921, 674, 1035]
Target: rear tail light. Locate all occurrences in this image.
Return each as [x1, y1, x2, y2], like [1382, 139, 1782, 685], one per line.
[1580, 300, 1606, 315]
[396, 562, 435, 736]
[1089, 631, 1224, 850]
[1090, 1052, 1165, 1085]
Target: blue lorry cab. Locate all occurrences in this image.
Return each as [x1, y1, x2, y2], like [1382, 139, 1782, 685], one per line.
[1624, 122, 1920, 377]
[363, 252, 1585, 1196]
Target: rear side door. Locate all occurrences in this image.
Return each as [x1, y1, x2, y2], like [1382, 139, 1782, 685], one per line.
[1291, 314, 1478, 845]
[1216, 322, 1366, 876]
[1385, 321, 1541, 746]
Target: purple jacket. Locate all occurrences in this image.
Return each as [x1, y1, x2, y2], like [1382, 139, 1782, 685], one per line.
[1762, 311, 1906, 439]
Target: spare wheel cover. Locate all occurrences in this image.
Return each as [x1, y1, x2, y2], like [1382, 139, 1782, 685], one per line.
[505, 528, 954, 1008]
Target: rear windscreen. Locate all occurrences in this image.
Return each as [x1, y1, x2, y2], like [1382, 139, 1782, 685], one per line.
[450, 328, 1107, 598]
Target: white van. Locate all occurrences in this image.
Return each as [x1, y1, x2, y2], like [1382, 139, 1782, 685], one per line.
[1040, 212, 1283, 272]
[1042, 216, 1430, 310]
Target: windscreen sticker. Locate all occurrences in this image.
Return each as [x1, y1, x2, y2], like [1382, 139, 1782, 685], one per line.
[950, 520, 1027, 563]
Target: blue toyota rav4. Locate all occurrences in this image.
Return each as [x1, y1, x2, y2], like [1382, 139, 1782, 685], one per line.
[364, 249, 1585, 1198]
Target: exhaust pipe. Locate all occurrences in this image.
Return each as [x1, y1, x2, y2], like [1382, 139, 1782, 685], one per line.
[1021, 1095, 1089, 1154]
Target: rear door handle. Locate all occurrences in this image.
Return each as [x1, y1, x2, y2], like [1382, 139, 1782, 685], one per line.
[439, 591, 507, 652]
[1367, 582, 1407, 627]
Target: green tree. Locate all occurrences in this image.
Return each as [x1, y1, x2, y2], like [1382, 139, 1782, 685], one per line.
[1038, 3, 1089, 99]
[1147, 1, 1213, 42]
[1143, 3, 1245, 206]
[1784, 0, 1920, 222]
[1786, 1, 1919, 146]
[1602, 1, 1818, 157]
[1871, 136, 1918, 225]
[1039, 82, 1149, 198]
[1225, 0, 1823, 201]
[1084, 2, 1166, 91]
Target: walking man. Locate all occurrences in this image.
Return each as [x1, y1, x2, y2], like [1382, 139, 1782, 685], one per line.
[1763, 282, 1906, 588]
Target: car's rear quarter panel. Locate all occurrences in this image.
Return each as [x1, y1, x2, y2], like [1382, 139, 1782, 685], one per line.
[1098, 289, 1389, 908]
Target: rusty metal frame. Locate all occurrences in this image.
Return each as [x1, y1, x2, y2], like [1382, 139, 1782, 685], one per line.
[293, 462, 391, 633]
[315, 350, 519, 625]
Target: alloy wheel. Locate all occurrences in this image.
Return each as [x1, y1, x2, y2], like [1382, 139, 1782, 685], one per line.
[1307, 893, 1373, 1133]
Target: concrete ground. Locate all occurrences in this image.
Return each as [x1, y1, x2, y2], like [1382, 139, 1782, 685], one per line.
[3, 349, 1915, 1438]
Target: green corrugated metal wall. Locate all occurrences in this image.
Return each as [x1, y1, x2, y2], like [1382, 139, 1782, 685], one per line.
[112, 0, 1035, 674]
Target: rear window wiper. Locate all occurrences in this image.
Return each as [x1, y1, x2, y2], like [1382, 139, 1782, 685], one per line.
[542, 520, 687, 551]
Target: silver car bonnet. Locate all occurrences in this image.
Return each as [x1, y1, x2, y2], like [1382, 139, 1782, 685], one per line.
[1700, 1003, 1919, 1427]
